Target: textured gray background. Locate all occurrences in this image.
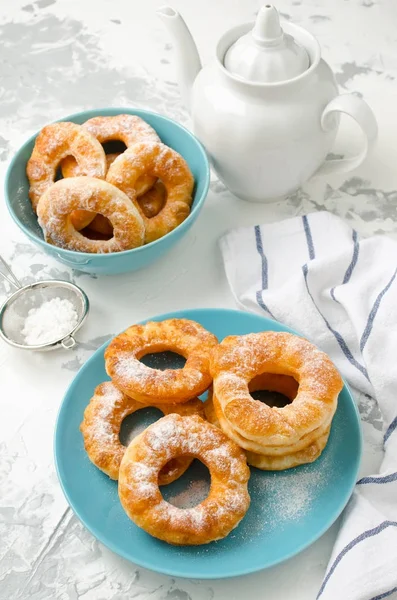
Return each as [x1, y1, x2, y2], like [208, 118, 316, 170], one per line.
[0, 0, 395, 598]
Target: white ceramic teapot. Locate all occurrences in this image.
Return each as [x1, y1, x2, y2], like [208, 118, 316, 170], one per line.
[158, 4, 378, 202]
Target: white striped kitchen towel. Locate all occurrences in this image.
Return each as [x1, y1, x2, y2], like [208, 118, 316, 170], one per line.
[220, 211, 397, 600]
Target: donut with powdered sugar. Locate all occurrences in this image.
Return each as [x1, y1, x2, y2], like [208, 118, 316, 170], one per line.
[210, 332, 342, 457]
[80, 381, 204, 484]
[27, 121, 107, 230]
[61, 114, 160, 198]
[105, 319, 218, 404]
[118, 413, 250, 545]
[37, 177, 144, 253]
[106, 142, 194, 243]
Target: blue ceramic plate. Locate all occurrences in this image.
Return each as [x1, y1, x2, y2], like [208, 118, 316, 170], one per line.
[54, 308, 362, 579]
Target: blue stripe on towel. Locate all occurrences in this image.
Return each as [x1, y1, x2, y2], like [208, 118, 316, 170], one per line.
[357, 472, 397, 485]
[303, 264, 370, 381]
[370, 586, 397, 600]
[330, 287, 338, 302]
[317, 521, 397, 599]
[302, 215, 315, 260]
[330, 230, 359, 303]
[256, 291, 276, 320]
[384, 415, 397, 445]
[343, 230, 359, 284]
[360, 267, 397, 352]
[254, 225, 268, 290]
[254, 226, 276, 320]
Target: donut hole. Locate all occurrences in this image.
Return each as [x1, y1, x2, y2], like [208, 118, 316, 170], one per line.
[160, 459, 211, 508]
[55, 164, 64, 181]
[102, 140, 127, 154]
[119, 406, 164, 446]
[156, 179, 168, 209]
[139, 351, 187, 370]
[79, 213, 114, 240]
[249, 373, 299, 408]
[79, 224, 113, 241]
[138, 180, 167, 218]
[251, 389, 291, 408]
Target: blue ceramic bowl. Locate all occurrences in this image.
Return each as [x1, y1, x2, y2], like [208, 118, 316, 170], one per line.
[5, 108, 210, 275]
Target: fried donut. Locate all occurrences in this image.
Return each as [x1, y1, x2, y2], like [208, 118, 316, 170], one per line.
[204, 372, 298, 428]
[62, 151, 120, 179]
[211, 332, 342, 447]
[61, 114, 160, 196]
[207, 373, 318, 456]
[205, 374, 332, 469]
[211, 331, 343, 446]
[80, 381, 204, 483]
[204, 394, 331, 470]
[107, 142, 194, 243]
[118, 414, 250, 545]
[206, 386, 332, 456]
[27, 121, 107, 230]
[37, 177, 144, 253]
[86, 179, 167, 238]
[105, 319, 218, 404]
[138, 180, 167, 218]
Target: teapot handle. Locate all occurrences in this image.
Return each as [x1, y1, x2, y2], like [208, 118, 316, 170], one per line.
[316, 93, 378, 176]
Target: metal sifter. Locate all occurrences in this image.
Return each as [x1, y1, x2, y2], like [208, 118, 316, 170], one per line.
[0, 255, 89, 351]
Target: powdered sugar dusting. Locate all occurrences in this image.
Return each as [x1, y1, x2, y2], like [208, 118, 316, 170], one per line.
[112, 353, 205, 396]
[213, 332, 341, 393]
[237, 449, 333, 542]
[118, 414, 250, 542]
[84, 114, 160, 146]
[87, 384, 124, 446]
[143, 415, 243, 482]
[146, 416, 180, 456]
[125, 462, 158, 498]
[265, 465, 326, 521]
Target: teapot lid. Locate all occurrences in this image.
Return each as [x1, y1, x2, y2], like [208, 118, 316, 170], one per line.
[224, 4, 310, 83]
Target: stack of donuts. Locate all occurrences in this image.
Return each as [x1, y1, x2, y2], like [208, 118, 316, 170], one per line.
[26, 115, 194, 253]
[205, 332, 343, 470]
[80, 318, 342, 546]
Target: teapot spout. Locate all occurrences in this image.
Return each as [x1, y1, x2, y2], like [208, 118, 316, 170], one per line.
[157, 6, 202, 112]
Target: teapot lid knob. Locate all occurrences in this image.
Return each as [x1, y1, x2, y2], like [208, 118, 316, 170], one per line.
[224, 4, 310, 83]
[252, 4, 283, 45]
